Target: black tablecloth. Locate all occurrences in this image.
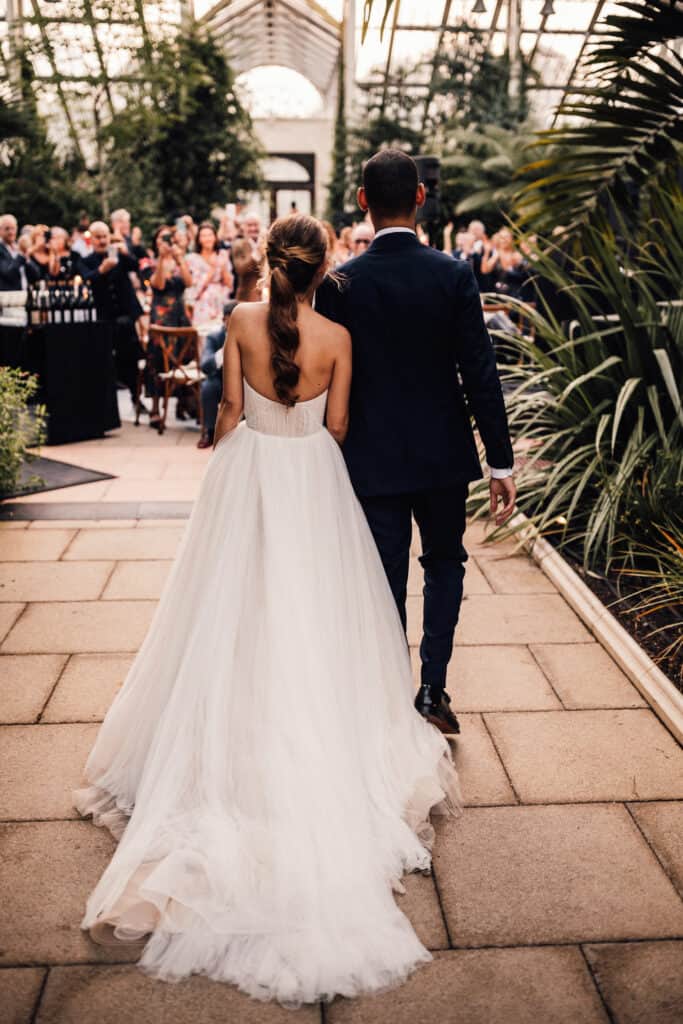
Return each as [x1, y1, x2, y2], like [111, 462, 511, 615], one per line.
[0, 322, 121, 444]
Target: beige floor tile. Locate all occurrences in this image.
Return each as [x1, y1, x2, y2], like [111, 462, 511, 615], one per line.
[0, 604, 25, 644]
[530, 643, 647, 709]
[0, 821, 139, 965]
[411, 645, 562, 711]
[102, 480, 200, 502]
[0, 561, 113, 602]
[36, 965, 318, 1024]
[13, 482, 112, 504]
[63, 528, 184, 561]
[29, 520, 137, 529]
[396, 872, 448, 951]
[0, 723, 98, 820]
[327, 947, 608, 1024]
[42, 653, 133, 723]
[407, 557, 492, 597]
[116, 460, 166, 480]
[450, 714, 516, 806]
[584, 941, 683, 1024]
[160, 460, 209, 480]
[135, 518, 189, 527]
[0, 654, 68, 724]
[478, 556, 557, 594]
[485, 709, 683, 803]
[0, 531, 74, 561]
[1, 601, 156, 654]
[433, 804, 683, 946]
[628, 802, 683, 898]
[0, 966, 46, 1024]
[451, 594, 592, 646]
[101, 561, 171, 600]
[0, 521, 29, 529]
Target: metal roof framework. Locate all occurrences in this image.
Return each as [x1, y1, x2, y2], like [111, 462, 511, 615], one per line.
[0, 1, 639, 163]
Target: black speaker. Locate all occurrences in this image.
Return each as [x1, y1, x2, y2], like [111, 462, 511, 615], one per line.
[415, 155, 441, 224]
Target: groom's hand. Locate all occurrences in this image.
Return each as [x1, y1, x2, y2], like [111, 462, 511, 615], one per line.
[489, 476, 516, 526]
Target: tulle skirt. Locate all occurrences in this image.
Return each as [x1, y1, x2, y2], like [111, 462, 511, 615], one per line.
[74, 422, 463, 1006]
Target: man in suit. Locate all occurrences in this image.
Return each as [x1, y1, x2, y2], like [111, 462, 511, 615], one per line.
[197, 301, 237, 449]
[81, 221, 145, 408]
[316, 150, 516, 735]
[0, 214, 40, 290]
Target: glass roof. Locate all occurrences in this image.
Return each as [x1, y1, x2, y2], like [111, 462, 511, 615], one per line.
[0, 1, 635, 154]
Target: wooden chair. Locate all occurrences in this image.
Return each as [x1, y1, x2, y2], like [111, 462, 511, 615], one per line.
[148, 325, 206, 435]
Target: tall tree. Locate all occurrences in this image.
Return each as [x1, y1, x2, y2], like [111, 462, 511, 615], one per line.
[326, 51, 349, 223]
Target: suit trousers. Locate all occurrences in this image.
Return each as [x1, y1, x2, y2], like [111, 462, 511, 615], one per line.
[359, 485, 469, 692]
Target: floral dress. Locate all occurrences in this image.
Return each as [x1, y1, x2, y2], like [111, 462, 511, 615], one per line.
[186, 252, 231, 329]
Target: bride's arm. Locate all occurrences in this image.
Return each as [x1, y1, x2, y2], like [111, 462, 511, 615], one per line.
[326, 329, 352, 444]
[213, 310, 244, 447]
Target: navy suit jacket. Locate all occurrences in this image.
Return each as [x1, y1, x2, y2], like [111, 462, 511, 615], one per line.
[81, 251, 143, 322]
[315, 231, 513, 497]
[0, 242, 39, 290]
[200, 325, 226, 379]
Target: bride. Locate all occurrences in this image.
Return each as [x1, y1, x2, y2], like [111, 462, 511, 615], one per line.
[74, 213, 463, 1007]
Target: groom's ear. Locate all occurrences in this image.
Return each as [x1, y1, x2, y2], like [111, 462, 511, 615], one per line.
[416, 183, 427, 209]
[357, 187, 369, 213]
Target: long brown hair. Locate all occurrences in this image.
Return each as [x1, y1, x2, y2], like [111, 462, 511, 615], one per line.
[266, 214, 328, 406]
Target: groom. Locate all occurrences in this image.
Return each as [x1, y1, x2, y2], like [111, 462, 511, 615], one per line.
[316, 149, 516, 735]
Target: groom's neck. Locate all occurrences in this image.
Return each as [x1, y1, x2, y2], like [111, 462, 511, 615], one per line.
[369, 211, 417, 233]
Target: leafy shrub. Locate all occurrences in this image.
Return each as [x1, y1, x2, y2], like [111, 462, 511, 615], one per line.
[0, 368, 47, 497]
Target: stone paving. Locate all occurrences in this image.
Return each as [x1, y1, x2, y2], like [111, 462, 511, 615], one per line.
[1, 415, 683, 1023]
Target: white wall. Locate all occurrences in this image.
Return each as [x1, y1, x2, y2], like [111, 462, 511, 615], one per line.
[253, 116, 335, 219]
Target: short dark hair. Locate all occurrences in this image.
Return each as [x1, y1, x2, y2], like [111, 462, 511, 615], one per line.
[362, 149, 419, 219]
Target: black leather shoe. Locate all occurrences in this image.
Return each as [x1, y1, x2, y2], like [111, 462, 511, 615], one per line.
[414, 683, 460, 735]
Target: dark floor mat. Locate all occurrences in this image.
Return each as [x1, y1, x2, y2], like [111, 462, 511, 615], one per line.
[1, 456, 116, 499]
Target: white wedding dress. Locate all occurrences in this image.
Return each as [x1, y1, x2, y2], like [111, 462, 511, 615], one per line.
[74, 378, 463, 1007]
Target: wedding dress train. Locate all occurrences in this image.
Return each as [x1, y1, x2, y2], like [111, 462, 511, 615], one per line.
[74, 378, 463, 1006]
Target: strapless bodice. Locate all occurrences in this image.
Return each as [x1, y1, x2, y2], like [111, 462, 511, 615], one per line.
[243, 378, 328, 437]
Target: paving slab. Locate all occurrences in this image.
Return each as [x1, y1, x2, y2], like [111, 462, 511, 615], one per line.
[36, 965, 319, 1024]
[411, 645, 561, 711]
[0, 821, 140, 965]
[42, 653, 133, 723]
[1, 601, 156, 654]
[326, 947, 608, 1024]
[0, 723, 99, 820]
[433, 804, 683, 946]
[485, 709, 683, 803]
[0, 531, 75, 561]
[395, 872, 448, 950]
[628, 802, 683, 898]
[101, 560, 172, 600]
[0, 561, 113, 602]
[13, 481, 112, 504]
[452, 594, 593, 646]
[62, 528, 184, 561]
[407, 556, 492, 597]
[0, 966, 46, 1024]
[0, 521, 29, 529]
[29, 520, 138, 529]
[450, 714, 516, 806]
[0, 654, 68, 724]
[530, 643, 647, 709]
[477, 555, 558, 594]
[0, 604, 25, 644]
[583, 940, 683, 1024]
[103, 480, 201, 503]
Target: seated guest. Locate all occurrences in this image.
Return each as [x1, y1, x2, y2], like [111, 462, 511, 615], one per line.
[197, 300, 236, 449]
[80, 221, 145, 412]
[145, 226, 194, 429]
[0, 214, 39, 290]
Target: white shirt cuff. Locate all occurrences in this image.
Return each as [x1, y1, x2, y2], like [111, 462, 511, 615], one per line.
[489, 466, 513, 479]
[214, 347, 224, 369]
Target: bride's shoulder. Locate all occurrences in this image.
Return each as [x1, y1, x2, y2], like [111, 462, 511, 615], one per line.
[310, 306, 350, 349]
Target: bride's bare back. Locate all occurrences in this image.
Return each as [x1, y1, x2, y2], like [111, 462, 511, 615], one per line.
[214, 298, 352, 446]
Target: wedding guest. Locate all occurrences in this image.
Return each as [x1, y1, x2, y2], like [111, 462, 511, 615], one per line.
[338, 225, 353, 261]
[71, 212, 93, 258]
[47, 227, 77, 283]
[218, 213, 238, 249]
[27, 224, 51, 279]
[111, 208, 134, 254]
[179, 214, 198, 252]
[197, 300, 237, 449]
[468, 219, 489, 289]
[242, 211, 263, 245]
[452, 231, 475, 261]
[349, 222, 374, 258]
[186, 222, 233, 327]
[0, 214, 39, 290]
[130, 226, 147, 262]
[231, 231, 263, 302]
[81, 221, 145, 411]
[481, 227, 527, 297]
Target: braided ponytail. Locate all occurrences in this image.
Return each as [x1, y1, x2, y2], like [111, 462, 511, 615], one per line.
[266, 215, 329, 407]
